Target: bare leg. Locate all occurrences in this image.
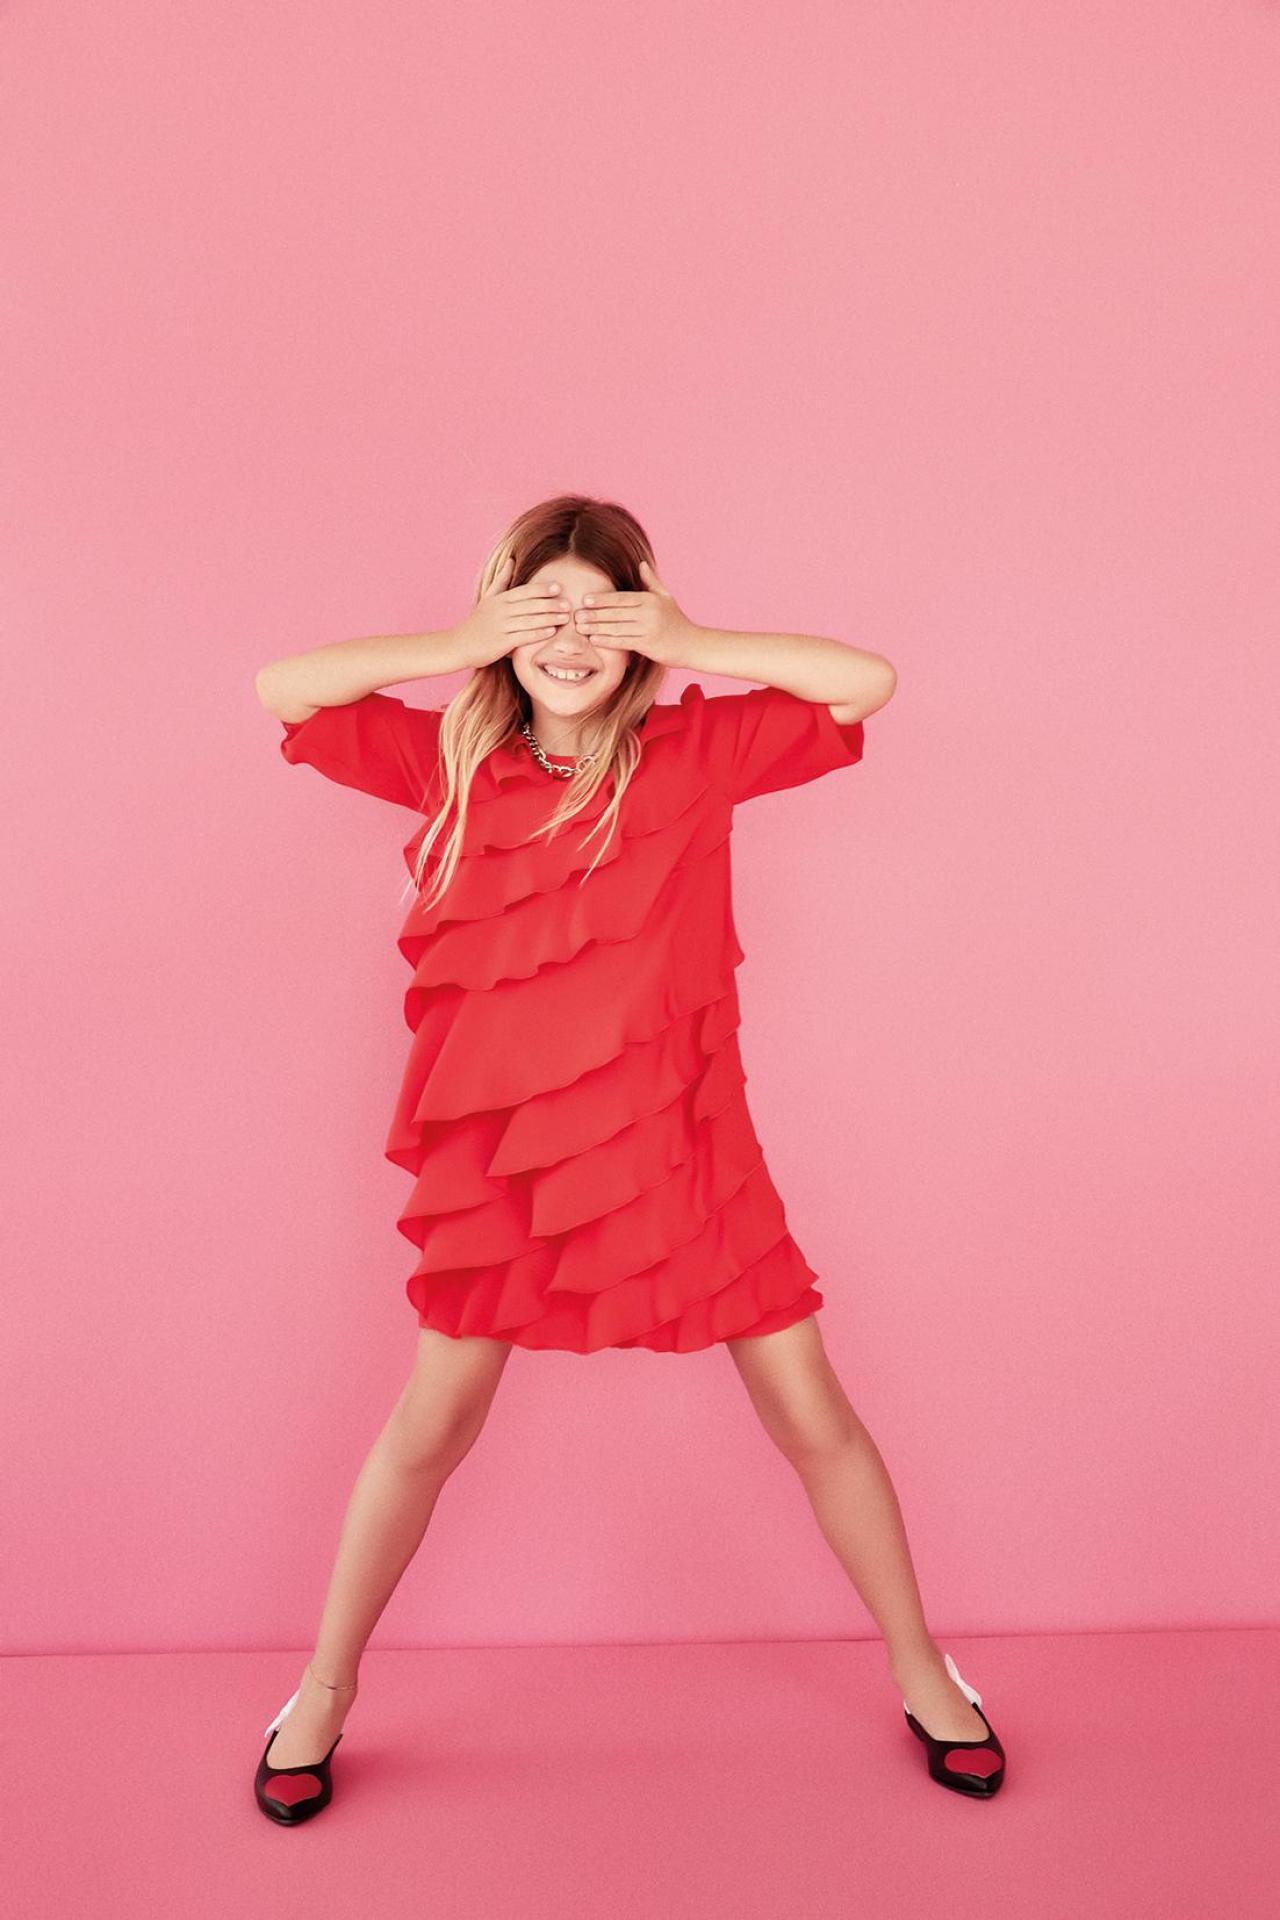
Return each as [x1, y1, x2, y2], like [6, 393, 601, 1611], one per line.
[725, 1313, 988, 1742]
[265, 1326, 514, 1766]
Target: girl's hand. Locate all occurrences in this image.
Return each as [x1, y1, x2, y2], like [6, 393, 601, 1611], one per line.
[451, 555, 573, 669]
[573, 559, 696, 667]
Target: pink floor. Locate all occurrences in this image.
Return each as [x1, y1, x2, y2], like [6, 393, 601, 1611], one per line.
[6, 1629, 1274, 1917]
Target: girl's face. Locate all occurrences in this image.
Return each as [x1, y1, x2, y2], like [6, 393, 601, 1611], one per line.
[508, 555, 633, 740]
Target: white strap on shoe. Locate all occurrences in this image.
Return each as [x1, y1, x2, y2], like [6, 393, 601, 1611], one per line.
[944, 1652, 982, 1707]
[263, 1686, 301, 1738]
[901, 1651, 984, 1716]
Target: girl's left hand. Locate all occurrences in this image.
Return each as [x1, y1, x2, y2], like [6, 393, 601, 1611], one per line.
[573, 559, 696, 667]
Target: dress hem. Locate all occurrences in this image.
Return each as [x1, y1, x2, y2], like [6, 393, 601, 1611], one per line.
[411, 1285, 826, 1355]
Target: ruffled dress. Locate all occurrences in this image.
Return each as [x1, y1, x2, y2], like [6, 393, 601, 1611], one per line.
[278, 679, 865, 1354]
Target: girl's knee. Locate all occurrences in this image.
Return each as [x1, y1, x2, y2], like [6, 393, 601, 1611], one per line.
[384, 1392, 488, 1474]
[385, 1342, 511, 1473]
[770, 1402, 863, 1467]
[730, 1322, 862, 1462]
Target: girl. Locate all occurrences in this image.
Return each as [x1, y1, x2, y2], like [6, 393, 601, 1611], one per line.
[251, 495, 1007, 1823]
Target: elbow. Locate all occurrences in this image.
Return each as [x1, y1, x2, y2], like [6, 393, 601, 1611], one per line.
[254, 661, 281, 705]
[867, 657, 897, 714]
[254, 660, 309, 724]
[844, 657, 897, 723]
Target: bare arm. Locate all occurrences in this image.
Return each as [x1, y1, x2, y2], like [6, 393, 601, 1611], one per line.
[667, 624, 897, 726]
[253, 626, 479, 725]
[574, 565, 897, 727]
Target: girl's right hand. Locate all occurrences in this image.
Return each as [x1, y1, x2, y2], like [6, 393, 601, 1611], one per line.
[451, 555, 572, 669]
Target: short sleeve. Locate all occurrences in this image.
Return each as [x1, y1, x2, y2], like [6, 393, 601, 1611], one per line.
[277, 693, 443, 813]
[695, 682, 865, 805]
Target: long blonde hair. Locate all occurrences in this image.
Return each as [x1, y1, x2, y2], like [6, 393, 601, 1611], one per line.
[402, 495, 667, 915]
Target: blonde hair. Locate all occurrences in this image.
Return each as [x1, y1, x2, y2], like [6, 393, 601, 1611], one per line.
[401, 494, 667, 915]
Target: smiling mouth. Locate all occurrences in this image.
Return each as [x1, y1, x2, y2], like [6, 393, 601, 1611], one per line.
[538, 662, 598, 683]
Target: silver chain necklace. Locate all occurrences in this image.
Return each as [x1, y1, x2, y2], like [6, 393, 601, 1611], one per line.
[518, 719, 599, 780]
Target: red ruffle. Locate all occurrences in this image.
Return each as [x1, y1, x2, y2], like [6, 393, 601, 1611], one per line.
[384, 688, 826, 1352]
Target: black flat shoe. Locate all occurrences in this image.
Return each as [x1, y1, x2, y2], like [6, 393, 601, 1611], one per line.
[902, 1652, 1007, 1798]
[254, 1683, 345, 1825]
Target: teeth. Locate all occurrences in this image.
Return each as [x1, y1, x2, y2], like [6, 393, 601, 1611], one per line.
[540, 664, 594, 682]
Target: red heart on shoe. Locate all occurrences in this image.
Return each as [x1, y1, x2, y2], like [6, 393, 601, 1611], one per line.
[943, 1746, 1002, 1779]
[265, 1773, 323, 1805]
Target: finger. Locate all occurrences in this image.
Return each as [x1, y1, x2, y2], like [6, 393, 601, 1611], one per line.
[576, 605, 640, 626]
[508, 609, 571, 632]
[522, 600, 572, 618]
[581, 591, 644, 609]
[639, 559, 667, 594]
[577, 616, 644, 639]
[509, 589, 570, 614]
[511, 577, 563, 599]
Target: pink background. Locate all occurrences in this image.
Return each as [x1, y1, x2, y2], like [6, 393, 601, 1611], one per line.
[4, 0, 1277, 1660]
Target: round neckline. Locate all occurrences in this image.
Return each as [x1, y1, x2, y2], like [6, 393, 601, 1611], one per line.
[532, 702, 661, 764]
[525, 726, 589, 769]
[489, 693, 685, 789]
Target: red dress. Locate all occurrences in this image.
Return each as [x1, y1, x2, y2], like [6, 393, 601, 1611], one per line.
[279, 680, 866, 1354]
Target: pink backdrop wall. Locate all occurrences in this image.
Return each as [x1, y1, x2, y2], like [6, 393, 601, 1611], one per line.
[5, 1, 1277, 1656]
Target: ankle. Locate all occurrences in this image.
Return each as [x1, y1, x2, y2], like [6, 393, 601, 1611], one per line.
[888, 1640, 943, 1682]
[306, 1658, 360, 1694]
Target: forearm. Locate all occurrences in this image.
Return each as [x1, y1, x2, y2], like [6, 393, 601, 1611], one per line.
[254, 626, 475, 718]
[669, 623, 895, 708]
